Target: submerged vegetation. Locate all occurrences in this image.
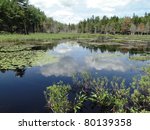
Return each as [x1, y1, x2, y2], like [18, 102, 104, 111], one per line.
[45, 67, 150, 113]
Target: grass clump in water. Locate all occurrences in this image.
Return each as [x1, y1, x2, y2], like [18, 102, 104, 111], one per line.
[45, 83, 71, 113]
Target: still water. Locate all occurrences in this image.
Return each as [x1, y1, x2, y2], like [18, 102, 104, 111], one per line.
[0, 41, 149, 112]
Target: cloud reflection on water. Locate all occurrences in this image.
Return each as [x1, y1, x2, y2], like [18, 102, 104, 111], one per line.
[40, 43, 131, 77]
[85, 55, 129, 72]
[41, 56, 85, 77]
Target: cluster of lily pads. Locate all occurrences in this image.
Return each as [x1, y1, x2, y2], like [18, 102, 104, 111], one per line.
[0, 43, 58, 70]
[45, 67, 150, 113]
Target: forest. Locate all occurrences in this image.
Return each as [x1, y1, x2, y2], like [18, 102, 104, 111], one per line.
[1, 0, 150, 35]
[0, 0, 69, 34]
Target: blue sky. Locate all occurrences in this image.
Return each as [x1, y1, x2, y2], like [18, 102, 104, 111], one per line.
[29, 0, 150, 24]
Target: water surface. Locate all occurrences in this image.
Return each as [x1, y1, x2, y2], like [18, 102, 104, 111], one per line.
[0, 41, 149, 112]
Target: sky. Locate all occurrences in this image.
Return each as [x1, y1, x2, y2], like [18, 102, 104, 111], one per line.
[29, 0, 150, 24]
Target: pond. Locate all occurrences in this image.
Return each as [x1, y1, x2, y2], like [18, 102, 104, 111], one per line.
[0, 41, 149, 112]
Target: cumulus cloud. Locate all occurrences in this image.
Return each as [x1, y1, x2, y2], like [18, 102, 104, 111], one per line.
[29, 0, 59, 8]
[86, 0, 139, 12]
[59, 0, 79, 7]
[50, 10, 81, 23]
[30, 0, 81, 23]
[29, 0, 146, 23]
[30, 0, 78, 8]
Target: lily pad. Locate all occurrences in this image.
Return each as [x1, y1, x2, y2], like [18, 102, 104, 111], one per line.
[0, 44, 59, 70]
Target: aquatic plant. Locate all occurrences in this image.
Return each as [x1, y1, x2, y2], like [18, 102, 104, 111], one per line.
[45, 66, 150, 113]
[130, 68, 150, 112]
[0, 44, 59, 70]
[73, 91, 87, 113]
[45, 83, 71, 113]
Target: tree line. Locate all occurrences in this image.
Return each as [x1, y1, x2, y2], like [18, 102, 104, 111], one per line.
[0, 0, 70, 34]
[77, 14, 150, 35]
[1, 0, 150, 35]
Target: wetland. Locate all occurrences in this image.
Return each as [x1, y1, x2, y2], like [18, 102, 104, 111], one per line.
[0, 39, 150, 112]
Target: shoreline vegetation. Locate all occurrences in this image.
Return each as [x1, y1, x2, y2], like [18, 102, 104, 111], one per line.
[1, 33, 150, 44]
[0, 33, 150, 53]
[1, 0, 150, 48]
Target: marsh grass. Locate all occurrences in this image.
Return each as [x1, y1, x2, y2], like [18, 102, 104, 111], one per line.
[0, 33, 100, 43]
[1, 33, 150, 45]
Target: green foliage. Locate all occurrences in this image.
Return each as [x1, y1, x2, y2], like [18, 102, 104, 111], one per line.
[45, 66, 150, 113]
[89, 78, 130, 113]
[90, 90, 113, 109]
[130, 68, 150, 112]
[77, 13, 150, 35]
[73, 91, 87, 113]
[0, 0, 68, 34]
[45, 83, 71, 113]
[0, 33, 99, 43]
[143, 67, 150, 75]
[0, 0, 45, 33]
[111, 79, 130, 112]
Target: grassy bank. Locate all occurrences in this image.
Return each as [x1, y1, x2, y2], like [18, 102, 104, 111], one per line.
[0, 33, 99, 43]
[1, 33, 150, 44]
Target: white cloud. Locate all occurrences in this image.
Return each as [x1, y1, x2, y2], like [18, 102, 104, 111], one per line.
[101, 7, 115, 12]
[30, 0, 78, 9]
[30, 0, 81, 23]
[30, 0, 59, 8]
[51, 10, 74, 17]
[86, 0, 131, 8]
[86, 0, 137, 12]
[59, 0, 79, 7]
[29, 0, 146, 23]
